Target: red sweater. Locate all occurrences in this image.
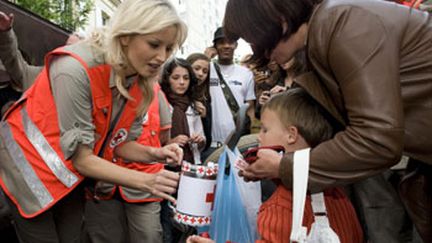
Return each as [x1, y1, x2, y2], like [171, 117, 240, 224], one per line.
[257, 186, 363, 243]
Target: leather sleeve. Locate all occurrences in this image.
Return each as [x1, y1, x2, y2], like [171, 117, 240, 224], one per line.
[280, 6, 404, 192]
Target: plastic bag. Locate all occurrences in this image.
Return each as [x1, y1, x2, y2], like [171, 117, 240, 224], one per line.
[209, 147, 261, 243]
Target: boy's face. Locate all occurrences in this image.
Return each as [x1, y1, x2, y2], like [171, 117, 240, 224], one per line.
[259, 109, 291, 152]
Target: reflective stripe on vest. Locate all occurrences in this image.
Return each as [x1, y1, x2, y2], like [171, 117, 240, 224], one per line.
[0, 46, 141, 217]
[21, 108, 78, 188]
[0, 121, 53, 208]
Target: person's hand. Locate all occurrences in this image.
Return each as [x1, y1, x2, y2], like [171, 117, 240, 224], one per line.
[270, 85, 287, 95]
[186, 235, 214, 243]
[169, 134, 190, 147]
[0, 12, 13, 32]
[258, 91, 271, 105]
[156, 143, 183, 165]
[144, 169, 180, 204]
[204, 47, 217, 59]
[194, 101, 207, 117]
[239, 149, 282, 181]
[253, 71, 269, 84]
[190, 133, 205, 146]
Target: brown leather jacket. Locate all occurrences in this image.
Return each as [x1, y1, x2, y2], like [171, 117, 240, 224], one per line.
[279, 0, 432, 191]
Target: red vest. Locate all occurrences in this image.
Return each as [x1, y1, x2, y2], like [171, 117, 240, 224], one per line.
[0, 48, 142, 218]
[96, 83, 169, 202]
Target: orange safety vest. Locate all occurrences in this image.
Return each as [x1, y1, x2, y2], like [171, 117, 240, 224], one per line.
[0, 47, 142, 218]
[96, 83, 170, 203]
[402, 0, 423, 8]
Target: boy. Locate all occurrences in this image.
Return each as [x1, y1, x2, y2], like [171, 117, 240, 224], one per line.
[254, 88, 362, 243]
[187, 88, 363, 243]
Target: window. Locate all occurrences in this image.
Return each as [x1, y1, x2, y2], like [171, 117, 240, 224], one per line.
[102, 11, 110, 26]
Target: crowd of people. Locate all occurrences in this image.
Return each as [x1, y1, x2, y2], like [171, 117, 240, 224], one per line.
[0, 0, 430, 242]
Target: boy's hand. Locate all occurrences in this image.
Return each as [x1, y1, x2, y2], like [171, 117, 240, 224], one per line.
[240, 149, 282, 181]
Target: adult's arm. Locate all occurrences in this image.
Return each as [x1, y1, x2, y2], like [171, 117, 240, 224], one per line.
[73, 145, 179, 202]
[50, 53, 182, 201]
[0, 12, 42, 91]
[279, 6, 404, 191]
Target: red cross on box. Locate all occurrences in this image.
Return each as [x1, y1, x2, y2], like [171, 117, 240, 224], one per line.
[205, 185, 216, 210]
[198, 166, 204, 174]
[206, 168, 212, 176]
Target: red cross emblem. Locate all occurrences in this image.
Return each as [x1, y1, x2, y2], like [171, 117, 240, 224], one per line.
[198, 166, 204, 174]
[206, 168, 213, 176]
[183, 215, 190, 223]
[190, 217, 196, 224]
[206, 185, 216, 210]
[109, 128, 128, 148]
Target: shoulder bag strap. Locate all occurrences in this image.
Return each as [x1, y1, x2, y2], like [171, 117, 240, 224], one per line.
[290, 148, 311, 243]
[213, 62, 239, 118]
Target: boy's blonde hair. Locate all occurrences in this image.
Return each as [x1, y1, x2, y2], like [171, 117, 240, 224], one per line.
[91, 0, 187, 115]
[262, 88, 333, 147]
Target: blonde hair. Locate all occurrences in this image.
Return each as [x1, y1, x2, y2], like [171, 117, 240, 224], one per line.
[90, 0, 187, 115]
[262, 88, 333, 148]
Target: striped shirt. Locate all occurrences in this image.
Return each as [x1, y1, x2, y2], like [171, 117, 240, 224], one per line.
[257, 185, 363, 243]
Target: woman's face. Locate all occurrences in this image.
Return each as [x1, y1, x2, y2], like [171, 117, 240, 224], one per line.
[191, 59, 209, 84]
[169, 66, 190, 95]
[270, 23, 308, 65]
[121, 26, 177, 78]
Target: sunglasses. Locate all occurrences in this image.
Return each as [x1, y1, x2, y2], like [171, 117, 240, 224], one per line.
[243, 145, 285, 164]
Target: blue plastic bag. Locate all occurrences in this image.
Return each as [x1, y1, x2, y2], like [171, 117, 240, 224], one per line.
[209, 147, 260, 243]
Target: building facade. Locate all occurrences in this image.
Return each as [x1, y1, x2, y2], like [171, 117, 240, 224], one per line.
[83, 0, 241, 58]
[83, 0, 120, 34]
[168, 0, 227, 57]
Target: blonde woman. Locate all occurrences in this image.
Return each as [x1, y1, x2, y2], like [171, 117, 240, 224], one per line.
[0, 0, 186, 242]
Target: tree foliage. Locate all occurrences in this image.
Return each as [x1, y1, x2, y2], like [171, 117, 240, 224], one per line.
[13, 0, 93, 31]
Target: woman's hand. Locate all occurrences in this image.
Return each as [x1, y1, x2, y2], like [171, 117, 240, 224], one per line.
[155, 143, 183, 166]
[169, 134, 190, 147]
[190, 133, 206, 149]
[253, 71, 270, 84]
[258, 91, 271, 105]
[190, 133, 205, 145]
[194, 101, 207, 117]
[186, 235, 214, 243]
[270, 85, 287, 95]
[239, 149, 282, 181]
[0, 12, 13, 32]
[144, 169, 180, 204]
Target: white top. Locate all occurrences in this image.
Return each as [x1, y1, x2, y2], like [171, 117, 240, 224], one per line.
[209, 63, 255, 143]
[186, 106, 205, 164]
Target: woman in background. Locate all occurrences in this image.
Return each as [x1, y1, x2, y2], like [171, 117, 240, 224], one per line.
[160, 58, 206, 243]
[186, 53, 212, 154]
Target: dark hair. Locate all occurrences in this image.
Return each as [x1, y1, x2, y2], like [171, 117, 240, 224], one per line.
[262, 87, 333, 147]
[161, 58, 198, 100]
[186, 53, 210, 65]
[223, 0, 319, 66]
[186, 53, 211, 103]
